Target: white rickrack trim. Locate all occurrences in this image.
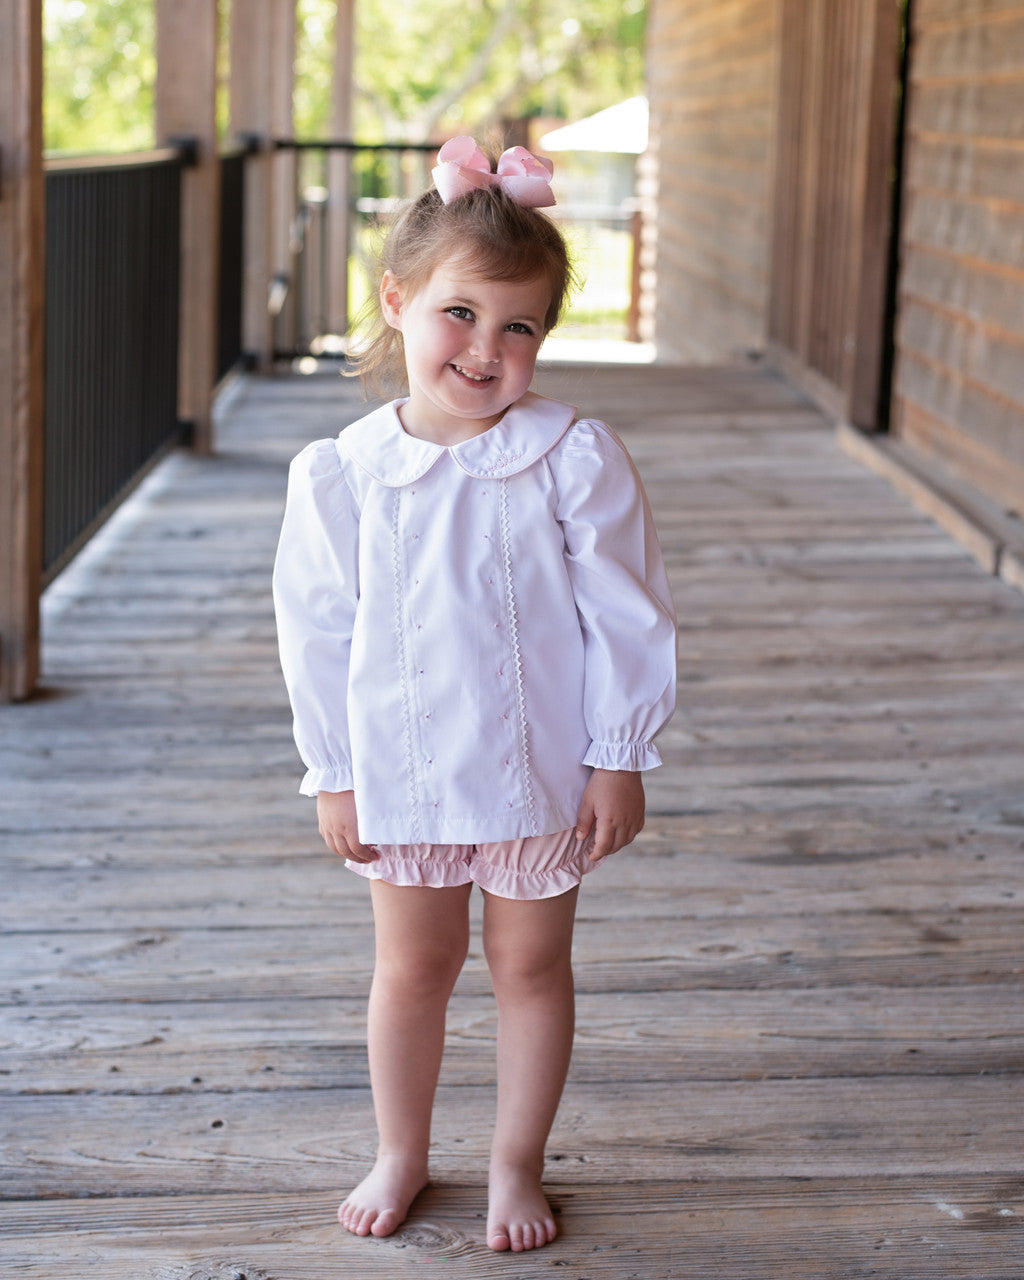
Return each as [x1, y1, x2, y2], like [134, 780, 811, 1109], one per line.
[392, 488, 424, 841]
[498, 477, 538, 835]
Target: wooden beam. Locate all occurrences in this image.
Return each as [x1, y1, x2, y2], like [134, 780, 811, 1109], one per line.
[271, 0, 298, 357]
[155, 0, 220, 453]
[0, 0, 44, 702]
[328, 0, 355, 338]
[231, 0, 280, 370]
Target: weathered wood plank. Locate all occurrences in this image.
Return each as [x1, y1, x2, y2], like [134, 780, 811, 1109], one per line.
[3, 983, 1022, 1097]
[3, 1076, 1023, 1201]
[1, 1177, 1021, 1280]
[3, 1177, 1024, 1280]
[4, 824, 1024, 933]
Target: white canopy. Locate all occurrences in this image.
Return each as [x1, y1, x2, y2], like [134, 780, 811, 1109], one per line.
[539, 97, 648, 154]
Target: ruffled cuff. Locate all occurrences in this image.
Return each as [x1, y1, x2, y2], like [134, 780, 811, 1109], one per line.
[299, 763, 355, 796]
[583, 738, 663, 772]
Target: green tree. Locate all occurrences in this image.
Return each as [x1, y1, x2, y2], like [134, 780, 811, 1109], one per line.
[46, 0, 646, 154]
[44, 0, 157, 154]
[297, 0, 645, 141]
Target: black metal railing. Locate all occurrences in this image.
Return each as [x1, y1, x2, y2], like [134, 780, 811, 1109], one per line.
[217, 145, 249, 381]
[44, 148, 184, 581]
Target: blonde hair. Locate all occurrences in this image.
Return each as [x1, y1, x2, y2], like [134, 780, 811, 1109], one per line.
[348, 184, 576, 396]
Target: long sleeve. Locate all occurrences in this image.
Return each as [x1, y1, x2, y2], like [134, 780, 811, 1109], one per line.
[550, 419, 677, 771]
[272, 439, 361, 795]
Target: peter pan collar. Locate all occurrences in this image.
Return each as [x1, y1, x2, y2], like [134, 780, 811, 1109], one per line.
[337, 391, 577, 487]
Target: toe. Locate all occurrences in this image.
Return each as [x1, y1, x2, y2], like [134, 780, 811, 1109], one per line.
[370, 1209, 399, 1238]
[487, 1228, 511, 1252]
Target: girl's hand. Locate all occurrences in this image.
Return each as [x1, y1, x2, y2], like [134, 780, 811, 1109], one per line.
[316, 790, 378, 863]
[575, 769, 645, 862]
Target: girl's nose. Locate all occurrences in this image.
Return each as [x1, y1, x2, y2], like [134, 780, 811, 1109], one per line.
[468, 329, 500, 363]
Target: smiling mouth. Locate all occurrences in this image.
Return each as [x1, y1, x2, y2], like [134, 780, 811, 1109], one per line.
[452, 364, 496, 383]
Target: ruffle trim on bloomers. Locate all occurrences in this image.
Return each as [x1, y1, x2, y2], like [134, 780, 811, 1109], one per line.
[344, 835, 597, 901]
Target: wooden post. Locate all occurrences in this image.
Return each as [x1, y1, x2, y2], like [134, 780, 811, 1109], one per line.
[271, 0, 298, 358]
[155, 0, 220, 453]
[0, 0, 44, 702]
[230, 0, 295, 371]
[328, 0, 355, 339]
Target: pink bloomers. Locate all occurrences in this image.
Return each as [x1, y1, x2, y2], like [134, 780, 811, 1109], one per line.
[345, 828, 597, 901]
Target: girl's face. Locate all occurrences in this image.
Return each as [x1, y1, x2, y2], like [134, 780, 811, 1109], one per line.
[380, 262, 552, 445]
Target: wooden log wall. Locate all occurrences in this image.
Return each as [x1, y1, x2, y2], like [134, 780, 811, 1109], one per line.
[891, 0, 1024, 510]
[646, 0, 779, 362]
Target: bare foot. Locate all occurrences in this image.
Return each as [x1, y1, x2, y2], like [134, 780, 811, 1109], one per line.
[486, 1163, 557, 1252]
[338, 1153, 429, 1238]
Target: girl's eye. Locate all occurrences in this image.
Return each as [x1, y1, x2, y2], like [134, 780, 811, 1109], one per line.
[445, 306, 473, 321]
[507, 322, 536, 336]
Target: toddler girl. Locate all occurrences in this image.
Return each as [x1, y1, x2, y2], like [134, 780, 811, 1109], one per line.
[273, 136, 677, 1253]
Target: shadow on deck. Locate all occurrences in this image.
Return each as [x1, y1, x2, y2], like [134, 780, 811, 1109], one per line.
[2, 362, 1023, 1277]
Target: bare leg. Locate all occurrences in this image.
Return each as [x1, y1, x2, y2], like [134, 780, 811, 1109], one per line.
[482, 886, 579, 1252]
[338, 880, 472, 1238]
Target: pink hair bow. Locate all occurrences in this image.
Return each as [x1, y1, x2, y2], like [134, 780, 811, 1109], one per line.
[432, 136, 556, 209]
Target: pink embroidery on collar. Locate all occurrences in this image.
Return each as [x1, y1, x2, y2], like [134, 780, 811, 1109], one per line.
[480, 449, 525, 476]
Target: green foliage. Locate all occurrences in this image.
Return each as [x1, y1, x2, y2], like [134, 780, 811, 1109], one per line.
[44, 0, 157, 154]
[307, 0, 646, 142]
[46, 0, 645, 154]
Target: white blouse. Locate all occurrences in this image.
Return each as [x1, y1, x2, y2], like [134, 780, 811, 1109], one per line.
[273, 391, 677, 845]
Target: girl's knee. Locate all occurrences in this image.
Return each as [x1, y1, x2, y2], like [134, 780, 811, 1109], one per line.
[375, 935, 468, 1001]
[484, 930, 573, 997]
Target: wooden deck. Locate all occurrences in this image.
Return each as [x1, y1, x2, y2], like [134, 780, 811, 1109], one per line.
[2, 362, 1023, 1277]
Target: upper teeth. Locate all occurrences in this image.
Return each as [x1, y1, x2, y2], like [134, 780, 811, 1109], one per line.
[456, 366, 490, 381]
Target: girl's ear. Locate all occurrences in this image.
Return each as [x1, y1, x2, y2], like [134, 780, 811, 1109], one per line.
[380, 270, 404, 330]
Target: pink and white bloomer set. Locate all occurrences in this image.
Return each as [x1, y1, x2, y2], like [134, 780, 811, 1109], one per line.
[273, 392, 677, 852]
